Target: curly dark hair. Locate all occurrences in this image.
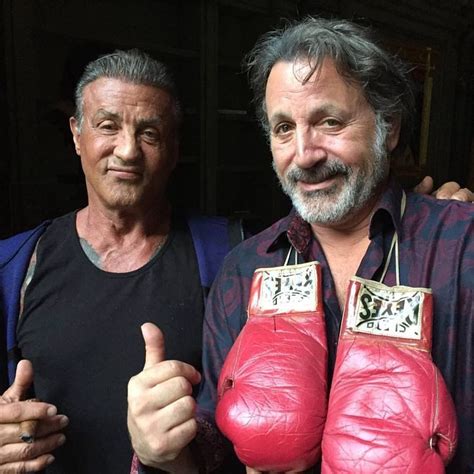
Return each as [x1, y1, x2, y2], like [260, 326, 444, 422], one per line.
[245, 16, 415, 157]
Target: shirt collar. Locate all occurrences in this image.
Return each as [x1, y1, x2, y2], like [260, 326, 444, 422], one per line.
[265, 177, 405, 254]
[369, 177, 404, 240]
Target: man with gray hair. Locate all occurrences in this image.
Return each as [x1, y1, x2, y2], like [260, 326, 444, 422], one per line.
[0, 49, 241, 473]
[0, 31, 468, 474]
[128, 17, 472, 473]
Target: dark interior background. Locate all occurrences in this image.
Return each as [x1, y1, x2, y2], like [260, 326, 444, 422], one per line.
[1, 0, 473, 237]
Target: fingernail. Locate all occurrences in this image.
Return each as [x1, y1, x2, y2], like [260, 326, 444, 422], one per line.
[47, 406, 57, 416]
[59, 415, 69, 428]
[46, 455, 55, 465]
[57, 434, 66, 445]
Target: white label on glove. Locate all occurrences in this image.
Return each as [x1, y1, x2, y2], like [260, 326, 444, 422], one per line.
[258, 263, 318, 312]
[351, 283, 424, 339]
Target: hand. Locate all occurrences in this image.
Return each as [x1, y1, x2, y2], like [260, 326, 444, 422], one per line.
[0, 360, 68, 472]
[414, 176, 474, 202]
[127, 323, 201, 471]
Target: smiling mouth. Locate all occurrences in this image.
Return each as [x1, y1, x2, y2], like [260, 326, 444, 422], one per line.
[108, 168, 142, 180]
[298, 175, 340, 192]
[296, 170, 346, 189]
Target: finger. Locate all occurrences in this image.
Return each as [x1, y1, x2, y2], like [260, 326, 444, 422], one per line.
[246, 468, 262, 474]
[432, 181, 461, 199]
[0, 453, 55, 473]
[413, 175, 433, 194]
[0, 432, 65, 464]
[132, 418, 198, 465]
[147, 376, 195, 409]
[129, 376, 195, 419]
[450, 188, 474, 202]
[157, 396, 197, 432]
[130, 360, 201, 392]
[0, 416, 68, 447]
[129, 384, 197, 429]
[131, 375, 193, 413]
[2, 361, 34, 403]
[142, 323, 166, 369]
[150, 361, 201, 386]
[0, 401, 57, 424]
[162, 418, 198, 459]
[17, 415, 68, 445]
[32, 415, 69, 439]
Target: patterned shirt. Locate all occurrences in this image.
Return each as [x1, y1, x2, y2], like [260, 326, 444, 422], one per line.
[196, 178, 473, 473]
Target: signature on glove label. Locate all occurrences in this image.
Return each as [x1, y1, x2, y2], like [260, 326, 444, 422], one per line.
[259, 263, 318, 312]
[352, 284, 424, 339]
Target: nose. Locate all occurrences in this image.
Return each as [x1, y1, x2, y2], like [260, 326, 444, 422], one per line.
[114, 129, 141, 162]
[294, 126, 327, 169]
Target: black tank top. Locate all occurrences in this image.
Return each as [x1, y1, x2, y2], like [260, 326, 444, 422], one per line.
[17, 212, 204, 474]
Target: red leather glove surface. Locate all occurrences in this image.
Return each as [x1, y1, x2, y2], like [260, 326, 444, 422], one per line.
[216, 262, 328, 471]
[322, 277, 458, 474]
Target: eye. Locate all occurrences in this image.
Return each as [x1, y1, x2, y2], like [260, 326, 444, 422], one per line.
[274, 122, 293, 136]
[97, 120, 118, 133]
[321, 118, 342, 128]
[141, 128, 160, 143]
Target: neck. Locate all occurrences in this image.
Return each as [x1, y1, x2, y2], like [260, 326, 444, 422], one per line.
[77, 199, 171, 241]
[310, 192, 379, 251]
[309, 192, 381, 309]
[75, 200, 171, 273]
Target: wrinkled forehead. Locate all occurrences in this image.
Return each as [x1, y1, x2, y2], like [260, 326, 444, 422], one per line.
[81, 77, 178, 128]
[266, 56, 361, 95]
[83, 78, 173, 111]
[264, 57, 367, 112]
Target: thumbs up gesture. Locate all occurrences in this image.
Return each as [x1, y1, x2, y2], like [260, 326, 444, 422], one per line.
[127, 323, 201, 471]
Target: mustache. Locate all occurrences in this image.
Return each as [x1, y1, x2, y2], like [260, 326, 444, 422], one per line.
[107, 158, 143, 171]
[286, 160, 351, 184]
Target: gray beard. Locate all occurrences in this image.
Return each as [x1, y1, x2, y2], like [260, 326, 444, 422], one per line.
[274, 141, 389, 225]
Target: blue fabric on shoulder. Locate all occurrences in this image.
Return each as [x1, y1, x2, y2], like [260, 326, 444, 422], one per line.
[0, 221, 51, 385]
[186, 215, 231, 289]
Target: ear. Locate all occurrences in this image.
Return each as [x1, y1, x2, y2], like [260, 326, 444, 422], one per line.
[386, 117, 401, 153]
[69, 117, 81, 155]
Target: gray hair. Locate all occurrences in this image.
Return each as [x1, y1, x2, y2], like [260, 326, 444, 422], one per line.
[74, 49, 182, 129]
[245, 17, 415, 157]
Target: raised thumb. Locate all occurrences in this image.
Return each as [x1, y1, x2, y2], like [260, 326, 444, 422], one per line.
[5, 359, 34, 402]
[141, 322, 166, 369]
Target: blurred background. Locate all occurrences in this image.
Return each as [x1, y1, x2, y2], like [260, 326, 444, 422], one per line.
[1, 0, 473, 236]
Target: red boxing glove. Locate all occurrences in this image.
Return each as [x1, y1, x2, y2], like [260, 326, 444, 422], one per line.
[322, 277, 458, 473]
[216, 262, 328, 472]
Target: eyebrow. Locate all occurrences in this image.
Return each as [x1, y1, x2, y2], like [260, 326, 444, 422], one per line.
[268, 103, 345, 126]
[92, 109, 121, 123]
[136, 117, 163, 128]
[91, 109, 163, 127]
